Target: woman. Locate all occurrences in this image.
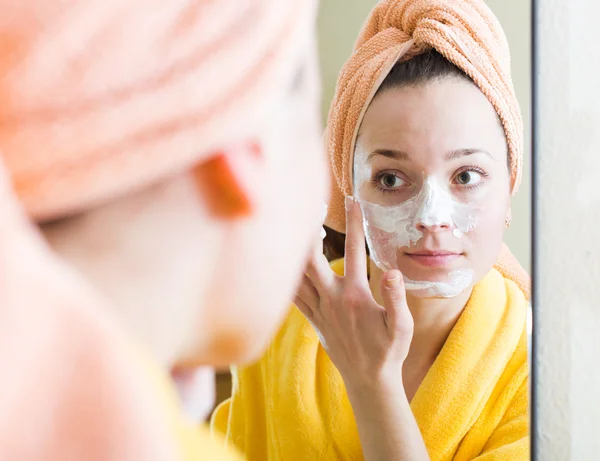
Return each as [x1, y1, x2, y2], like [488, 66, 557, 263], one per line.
[212, 1, 529, 460]
[0, 0, 326, 459]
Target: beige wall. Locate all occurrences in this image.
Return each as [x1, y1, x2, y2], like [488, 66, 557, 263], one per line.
[317, 0, 532, 272]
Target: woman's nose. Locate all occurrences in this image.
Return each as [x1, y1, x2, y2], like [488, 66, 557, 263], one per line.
[415, 221, 452, 233]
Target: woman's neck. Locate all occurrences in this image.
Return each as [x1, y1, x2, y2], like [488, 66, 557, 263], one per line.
[368, 259, 471, 366]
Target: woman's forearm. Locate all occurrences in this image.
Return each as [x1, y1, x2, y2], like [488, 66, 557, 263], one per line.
[345, 377, 431, 461]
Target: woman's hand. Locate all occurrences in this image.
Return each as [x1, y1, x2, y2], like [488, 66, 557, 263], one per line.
[294, 196, 414, 388]
[295, 196, 431, 461]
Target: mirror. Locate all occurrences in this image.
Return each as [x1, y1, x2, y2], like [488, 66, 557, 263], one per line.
[213, 1, 533, 460]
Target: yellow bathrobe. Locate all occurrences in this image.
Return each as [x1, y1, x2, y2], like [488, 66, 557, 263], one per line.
[211, 260, 529, 460]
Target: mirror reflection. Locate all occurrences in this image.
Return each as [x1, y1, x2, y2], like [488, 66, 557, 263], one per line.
[213, 1, 532, 460]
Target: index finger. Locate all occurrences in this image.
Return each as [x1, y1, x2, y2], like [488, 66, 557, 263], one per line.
[344, 196, 368, 283]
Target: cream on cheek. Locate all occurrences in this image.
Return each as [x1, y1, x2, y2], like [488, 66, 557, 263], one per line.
[359, 176, 478, 248]
[354, 163, 481, 298]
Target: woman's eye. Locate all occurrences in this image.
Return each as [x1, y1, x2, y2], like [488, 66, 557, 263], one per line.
[378, 174, 406, 189]
[455, 170, 483, 186]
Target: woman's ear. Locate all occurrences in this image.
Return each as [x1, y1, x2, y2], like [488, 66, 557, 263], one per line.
[193, 141, 263, 219]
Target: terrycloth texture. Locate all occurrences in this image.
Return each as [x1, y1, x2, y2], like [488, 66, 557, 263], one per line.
[322, 0, 528, 298]
[212, 259, 529, 460]
[494, 243, 530, 301]
[0, 0, 316, 221]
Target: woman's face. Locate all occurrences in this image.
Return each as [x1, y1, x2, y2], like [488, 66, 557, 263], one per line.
[354, 77, 510, 295]
[42, 41, 328, 368]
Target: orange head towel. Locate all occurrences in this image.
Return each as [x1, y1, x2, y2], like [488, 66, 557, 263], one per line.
[0, 0, 317, 222]
[323, 0, 529, 298]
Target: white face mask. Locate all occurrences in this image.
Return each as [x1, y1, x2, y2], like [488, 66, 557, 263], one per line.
[355, 175, 479, 298]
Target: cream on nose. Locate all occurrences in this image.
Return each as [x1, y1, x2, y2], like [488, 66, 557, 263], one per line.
[412, 177, 455, 233]
[416, 221, 451, 232]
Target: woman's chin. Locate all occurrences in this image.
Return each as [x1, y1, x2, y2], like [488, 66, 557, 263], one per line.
[396, 264, 462, 283]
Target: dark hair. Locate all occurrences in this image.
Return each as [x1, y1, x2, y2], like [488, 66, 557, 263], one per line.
[323, 50, 471, 261]
[375, 49, 471, 97]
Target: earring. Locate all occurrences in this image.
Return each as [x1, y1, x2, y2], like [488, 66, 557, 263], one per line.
[505, 207, 513, 228]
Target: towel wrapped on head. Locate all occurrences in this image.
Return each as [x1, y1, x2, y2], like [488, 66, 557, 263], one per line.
[0, 0, 315, 222]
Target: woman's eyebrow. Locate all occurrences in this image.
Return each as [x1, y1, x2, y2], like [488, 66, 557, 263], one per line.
[445, 148, 495, 161]
[367, 149, 411, 162]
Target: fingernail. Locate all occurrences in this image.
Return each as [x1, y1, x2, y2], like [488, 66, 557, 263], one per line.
[345, 196, 355, 212]
[385, 274, 402, 289]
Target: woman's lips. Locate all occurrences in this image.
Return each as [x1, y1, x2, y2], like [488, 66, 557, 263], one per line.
[404, 251, 462, 267]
